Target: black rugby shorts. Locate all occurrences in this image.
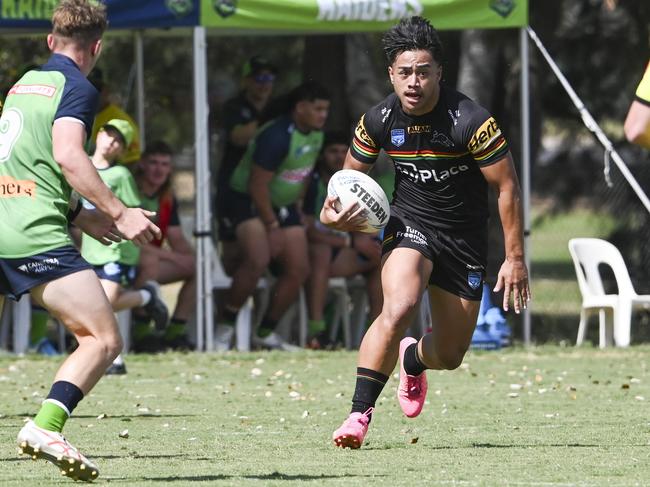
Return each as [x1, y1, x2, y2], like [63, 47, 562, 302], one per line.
[381, 207, 487, 300]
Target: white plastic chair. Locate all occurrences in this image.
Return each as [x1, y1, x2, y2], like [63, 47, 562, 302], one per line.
[568, 238, 650, 347]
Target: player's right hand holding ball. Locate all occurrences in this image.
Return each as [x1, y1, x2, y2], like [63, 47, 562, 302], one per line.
[320, 195, 368, 233]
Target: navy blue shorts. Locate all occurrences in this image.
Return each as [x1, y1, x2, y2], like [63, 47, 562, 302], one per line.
[93, 262, 137, 287]
[0, 246, 92, 300]
[217, 188, 302, 242]
[381, 207, 487, 301]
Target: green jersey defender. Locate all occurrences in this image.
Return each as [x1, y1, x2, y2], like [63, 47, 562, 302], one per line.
[0, 54, 98, 259]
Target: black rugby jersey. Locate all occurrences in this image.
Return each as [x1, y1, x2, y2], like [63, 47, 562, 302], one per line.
[350, 86, 509, 230]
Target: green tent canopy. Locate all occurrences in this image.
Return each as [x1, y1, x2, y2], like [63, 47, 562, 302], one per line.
[201, 0, 527, 32]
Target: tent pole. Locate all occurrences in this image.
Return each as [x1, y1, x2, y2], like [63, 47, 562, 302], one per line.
[519, 27, 532, 347]
[193, 26, 213, 351]
[134, 30, 145, 146]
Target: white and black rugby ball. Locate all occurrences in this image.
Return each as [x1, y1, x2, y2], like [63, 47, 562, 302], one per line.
[327, 169, 390, 233]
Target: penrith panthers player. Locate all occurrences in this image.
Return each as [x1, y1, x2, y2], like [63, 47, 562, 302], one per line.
[320, 15, 530, 449]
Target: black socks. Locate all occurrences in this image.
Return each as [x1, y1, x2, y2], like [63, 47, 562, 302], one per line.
[351, 367, 389, 419]
[403, 342, 427, 376]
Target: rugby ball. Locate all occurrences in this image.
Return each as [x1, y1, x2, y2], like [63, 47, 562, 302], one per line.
[327, 169, 390, 233]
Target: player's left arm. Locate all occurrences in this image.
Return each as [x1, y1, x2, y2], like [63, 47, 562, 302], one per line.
[480, 153, 531, 313]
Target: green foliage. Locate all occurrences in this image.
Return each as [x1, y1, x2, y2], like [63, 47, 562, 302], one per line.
[1, 348, 649, 485]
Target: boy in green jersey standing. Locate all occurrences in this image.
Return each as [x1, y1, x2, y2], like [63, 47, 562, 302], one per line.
[81, 119, 169, 374]
[0, 1, 160, 481]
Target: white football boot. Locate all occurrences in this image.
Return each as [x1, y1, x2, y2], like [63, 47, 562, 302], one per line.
[17, 420, 99, 482]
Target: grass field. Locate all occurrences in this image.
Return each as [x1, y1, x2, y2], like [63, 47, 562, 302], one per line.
[1, 347, 649, 486]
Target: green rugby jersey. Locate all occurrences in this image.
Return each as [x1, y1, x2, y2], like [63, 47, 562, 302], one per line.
[0, 54, 98, 258]
[81, 165, 141, 266]
[229, 115, 323, 207]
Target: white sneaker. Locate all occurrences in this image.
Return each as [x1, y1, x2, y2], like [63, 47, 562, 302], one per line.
[17, 420, 99, 481]
[214, 324, 235, 352]
[252, 332, 301, 352]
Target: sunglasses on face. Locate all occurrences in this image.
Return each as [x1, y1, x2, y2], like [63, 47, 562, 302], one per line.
[253, 73, 275, 84]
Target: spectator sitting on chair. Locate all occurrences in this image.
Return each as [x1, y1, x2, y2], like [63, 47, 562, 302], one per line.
[214, 81, 330, 351]
[88, 67, 141, 164]
[214, 56, 276, 324]
[303, 131, 383, 349]
[133, 141, 196, 351]
[624, 60, 650, 149]
[216, 55, 276, 216]
[81, 119, 168, 374]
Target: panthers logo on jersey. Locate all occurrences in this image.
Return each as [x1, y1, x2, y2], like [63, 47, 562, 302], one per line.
[354, 115, 376, 148]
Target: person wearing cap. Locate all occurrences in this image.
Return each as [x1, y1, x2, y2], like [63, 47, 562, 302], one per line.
[215, 81, 330, 352]
[216, 55, 277, 249]
[88, 67, 142, 164]
[80, 119, 169, 374]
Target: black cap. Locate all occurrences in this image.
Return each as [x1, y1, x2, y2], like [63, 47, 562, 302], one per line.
[242, 55, 276, 78]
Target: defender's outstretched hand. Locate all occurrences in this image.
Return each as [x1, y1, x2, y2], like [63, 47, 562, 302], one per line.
[73, 207, 122, 246]
[115, 208, 162, 246]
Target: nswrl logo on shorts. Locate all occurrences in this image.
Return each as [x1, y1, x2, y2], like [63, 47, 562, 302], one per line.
[467, 271, 482, 290]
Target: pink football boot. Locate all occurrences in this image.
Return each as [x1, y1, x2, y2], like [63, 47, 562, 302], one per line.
[397, 337, 428, 418]
[332, 408, 373, 449]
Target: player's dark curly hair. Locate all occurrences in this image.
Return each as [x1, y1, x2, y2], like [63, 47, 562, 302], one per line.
[382, 16, 444, 66]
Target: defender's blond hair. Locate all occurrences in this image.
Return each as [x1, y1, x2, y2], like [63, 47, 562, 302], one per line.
[52, 0, 107, 46]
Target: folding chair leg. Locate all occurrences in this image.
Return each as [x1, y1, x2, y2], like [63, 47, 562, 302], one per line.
[614, 300, 632, 347]
[298, 288, 308, 348]
[340, 293, 352, 350]
[57, 320, 66, 353]
[604, 308, 614, 347]
[115, 310, 132, 355]
[13, 295, 31, 354]
[0, 300, 10, 351]
[328, 294, 343, 344]
[349, 290, 368, 349]
[576, 309, 588, 346]
[236, 299, 252, 352]
[597, 309, 606, 348]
